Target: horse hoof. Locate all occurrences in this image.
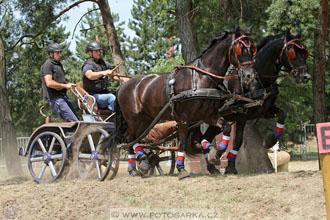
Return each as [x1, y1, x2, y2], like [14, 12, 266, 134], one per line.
[225, 162, 238, 174]
[178, 169, 190, 180]
[207, 164, 220, 175]
[138, 157, 150, 172]
[208, 148, 220, 165]
[128, 168, 142, 177]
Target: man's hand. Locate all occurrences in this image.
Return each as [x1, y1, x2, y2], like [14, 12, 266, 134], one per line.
[103, 69, 114, 77]
[65, 83, 76, 89]
[120, 77, 129, 83]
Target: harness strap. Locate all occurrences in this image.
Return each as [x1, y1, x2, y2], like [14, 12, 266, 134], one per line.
[174, 65, 240, 80]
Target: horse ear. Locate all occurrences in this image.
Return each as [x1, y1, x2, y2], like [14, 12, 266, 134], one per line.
[285, 29, 292, 41]
[245, 26, 253, 35]
[296, 30, 302, 39]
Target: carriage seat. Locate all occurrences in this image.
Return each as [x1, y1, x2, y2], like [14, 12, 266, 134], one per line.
[75, 82, 113, 116]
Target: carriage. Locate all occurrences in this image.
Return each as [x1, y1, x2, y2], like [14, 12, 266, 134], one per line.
[18, 84, 178, 184]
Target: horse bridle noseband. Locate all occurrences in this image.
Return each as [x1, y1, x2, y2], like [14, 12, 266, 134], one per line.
[279, 38, 308, 76]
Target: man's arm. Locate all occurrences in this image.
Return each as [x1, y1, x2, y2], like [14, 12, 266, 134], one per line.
[111, 75, 129, 83]
[85, 69, 113, 80]
[44, 75, 74, 89]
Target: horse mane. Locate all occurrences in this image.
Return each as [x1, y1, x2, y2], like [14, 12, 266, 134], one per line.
[257, 34, 283, 51]
[190, 30, 232, 63]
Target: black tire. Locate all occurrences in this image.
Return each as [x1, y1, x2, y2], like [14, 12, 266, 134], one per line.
[106, 148, 120, 180]
[148, 139, 177, 176]
[27, 131, 67, 184]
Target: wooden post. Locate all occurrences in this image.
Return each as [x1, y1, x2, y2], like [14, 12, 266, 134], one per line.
[316, 122, 330, 219]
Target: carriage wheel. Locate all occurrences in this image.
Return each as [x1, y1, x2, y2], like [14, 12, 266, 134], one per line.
[27, 131, 67, 184]
[76, 127, 115, 181]
[148, 150, 176, 176]
[147, 138, 177, 176]
[106, 148, 120, 180]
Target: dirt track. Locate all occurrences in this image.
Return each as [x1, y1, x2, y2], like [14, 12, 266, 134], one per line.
[0, 160, 326, 220]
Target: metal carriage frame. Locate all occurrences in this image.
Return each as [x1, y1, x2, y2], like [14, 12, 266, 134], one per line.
[19, 84, 177, 184]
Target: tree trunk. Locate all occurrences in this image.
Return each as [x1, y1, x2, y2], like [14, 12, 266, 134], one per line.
[236, 121, 273, 174]
[97, 0, 128, 75]
[312, 0, 328, 123]
[175, 0, 199, 63]
[221, 0, 234, 23]
[0, 35, 23, 176]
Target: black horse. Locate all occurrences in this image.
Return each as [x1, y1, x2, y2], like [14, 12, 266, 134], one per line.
[104, 28, 258, 179]
[191, 29, 311, 174]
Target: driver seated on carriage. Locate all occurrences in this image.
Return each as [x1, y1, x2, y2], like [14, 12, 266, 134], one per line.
[81, 41, 128, 112]
[81, 41, 150, 176]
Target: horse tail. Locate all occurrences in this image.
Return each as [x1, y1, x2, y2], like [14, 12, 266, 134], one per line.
[102, 90, 128, 152]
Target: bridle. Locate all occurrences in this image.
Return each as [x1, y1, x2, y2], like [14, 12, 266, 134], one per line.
[228, 34, 256, 70]
[175, 33, 257, 81]
[279, 38, 308, 77]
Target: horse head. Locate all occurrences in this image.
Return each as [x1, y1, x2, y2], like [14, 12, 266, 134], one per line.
[224, 27, 258, 93]
[280, 29, 311, 83]
[229, 27, 257, 88]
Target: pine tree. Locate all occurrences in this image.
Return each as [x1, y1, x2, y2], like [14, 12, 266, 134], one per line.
[126, 0, 179, 74]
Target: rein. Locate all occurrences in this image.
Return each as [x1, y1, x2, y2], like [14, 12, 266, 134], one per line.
[174, 65, 240, 80]
[174, 34, 256, 81]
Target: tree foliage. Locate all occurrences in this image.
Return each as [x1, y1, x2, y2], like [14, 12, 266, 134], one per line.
[126, 0, 179, 74]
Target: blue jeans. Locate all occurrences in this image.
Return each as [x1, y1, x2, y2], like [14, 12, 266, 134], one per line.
[93, 93, 116, 111]
[49, 96, 79, 122]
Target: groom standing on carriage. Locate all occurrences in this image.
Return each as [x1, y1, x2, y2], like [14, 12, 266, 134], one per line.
[41, 43, 79, 122]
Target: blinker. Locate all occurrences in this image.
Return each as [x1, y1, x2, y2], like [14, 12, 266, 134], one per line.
[234, 43, 242, 56]
[288, 48, 296, 60]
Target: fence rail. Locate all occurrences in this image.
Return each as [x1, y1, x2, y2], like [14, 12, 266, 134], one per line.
[0, 137, 29, 165]
[298, 124, 317, 154]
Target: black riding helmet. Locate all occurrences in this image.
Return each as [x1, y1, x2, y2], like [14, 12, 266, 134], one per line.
[86, 41, 102, 52]
[47, 43, 63, 54]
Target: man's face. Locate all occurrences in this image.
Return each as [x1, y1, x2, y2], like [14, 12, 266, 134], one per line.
[51, 51, 62, 61]
[89, 49, 101, 60]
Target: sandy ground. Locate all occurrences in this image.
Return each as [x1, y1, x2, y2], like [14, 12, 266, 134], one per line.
[0, 160, 326, 220]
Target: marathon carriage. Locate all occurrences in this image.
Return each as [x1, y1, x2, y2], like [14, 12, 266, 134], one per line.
[19, 83, 178, 184]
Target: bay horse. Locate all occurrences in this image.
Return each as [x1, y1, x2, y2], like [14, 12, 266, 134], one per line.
[105, 28, 257, 179]
[192, 29, 311, 174]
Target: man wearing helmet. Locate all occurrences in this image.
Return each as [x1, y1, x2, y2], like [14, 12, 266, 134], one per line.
[41, 43, 79, 122]
[82, 41, 128, 112]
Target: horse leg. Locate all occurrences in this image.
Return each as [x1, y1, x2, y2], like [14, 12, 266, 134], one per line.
[125, 119, 152, 177]
[226, 119, 246, 174]
[201, 139, 220, 175]
[264, 105, 286, 148]
[208, 119, 232, 165]
[127, 147, 142, 177]
[176, 122, 190, 180]
[133, 143, 150, 174]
